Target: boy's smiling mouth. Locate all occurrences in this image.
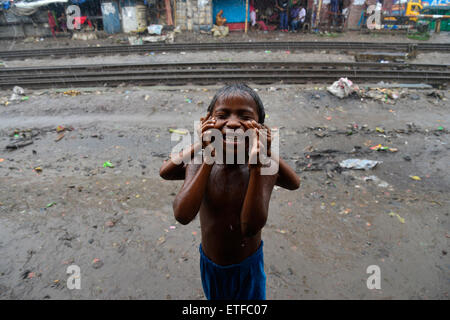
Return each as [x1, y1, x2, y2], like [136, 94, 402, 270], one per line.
[222, 130, 246, 147]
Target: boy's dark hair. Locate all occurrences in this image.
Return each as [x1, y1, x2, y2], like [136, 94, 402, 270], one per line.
[207, 83, 266, 124]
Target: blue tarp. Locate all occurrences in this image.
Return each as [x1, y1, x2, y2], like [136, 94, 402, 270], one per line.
[1, 0, 11, 10]
[213, 0, 250, 24]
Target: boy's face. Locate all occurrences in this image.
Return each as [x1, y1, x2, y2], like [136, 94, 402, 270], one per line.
[210, 94, 259, 155]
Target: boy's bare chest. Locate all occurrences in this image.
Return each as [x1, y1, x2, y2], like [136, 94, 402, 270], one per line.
[204, 165, 249, 211]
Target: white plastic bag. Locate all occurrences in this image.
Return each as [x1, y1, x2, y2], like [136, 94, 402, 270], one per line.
[148, 24, 163, 35]
[327, 78, 358, 98]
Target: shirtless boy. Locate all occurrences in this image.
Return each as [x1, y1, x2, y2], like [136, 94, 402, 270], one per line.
[159, 84, 300, 300]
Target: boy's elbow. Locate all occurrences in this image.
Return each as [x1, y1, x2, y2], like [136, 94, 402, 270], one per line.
[159, 166, 169, 180]
[173, 201, 194, 225]
[291, 177, 301, 190]
[241, 219, 266, 238]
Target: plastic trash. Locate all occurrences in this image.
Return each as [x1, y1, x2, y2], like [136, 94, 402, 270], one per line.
[10, 86, 26, 101]
[169, 128, 188, 135]
[148, 24, 163, 35]
[327, 78, 359, 98]
[339, 159, 381, 170]
[103, 161, 114, 168]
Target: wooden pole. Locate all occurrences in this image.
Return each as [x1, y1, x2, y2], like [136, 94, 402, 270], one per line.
[245, 0, 249, 33]
[316, 0, 323, 30]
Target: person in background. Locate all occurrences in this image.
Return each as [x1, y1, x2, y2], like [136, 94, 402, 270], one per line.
[290, 2, 306, 32]
[250, 3, 257, 28]
[328, 0, 340, 29]
[216, 9, 227, 26]
[58, 12, 67, 33]
[276, 0, 289, 32]
[47, 10, 57, 39]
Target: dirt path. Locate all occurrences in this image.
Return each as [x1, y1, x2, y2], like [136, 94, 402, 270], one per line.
[0, 83, 449, 299]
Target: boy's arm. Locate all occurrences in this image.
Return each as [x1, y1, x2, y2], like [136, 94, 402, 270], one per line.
[159, 142, 202, 180]
[274, 156, 300, 190]
[240, 165, 277, 237]
[172, 162, 213, 225]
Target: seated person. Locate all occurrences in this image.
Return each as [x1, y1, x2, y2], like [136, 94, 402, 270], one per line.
[290, 5, 306, 32]
[216, 10, 227, 26]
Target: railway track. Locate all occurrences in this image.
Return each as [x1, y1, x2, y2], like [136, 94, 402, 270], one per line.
[1, 61, 449, 89]
[0, 41, 449, 60]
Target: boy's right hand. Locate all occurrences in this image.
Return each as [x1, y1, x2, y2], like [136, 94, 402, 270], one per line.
[197, 112, 217, 164]
[197, 112, 217, 149]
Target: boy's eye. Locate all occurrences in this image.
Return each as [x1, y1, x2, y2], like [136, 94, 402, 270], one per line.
[216, 114, 227, 119]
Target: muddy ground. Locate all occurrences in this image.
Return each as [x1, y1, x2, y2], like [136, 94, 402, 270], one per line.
[0, 78, 449, 299]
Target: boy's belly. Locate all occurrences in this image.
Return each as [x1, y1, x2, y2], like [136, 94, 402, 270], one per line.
[199, 208, 261, 266]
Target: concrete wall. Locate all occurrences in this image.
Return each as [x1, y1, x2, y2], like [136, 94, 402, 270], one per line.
[175, 0, 213, 31]
[0, 9, 51, 39]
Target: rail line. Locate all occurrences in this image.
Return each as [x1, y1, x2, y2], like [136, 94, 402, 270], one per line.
[1, 61, 448, 89]
[0, 41, 449, 60]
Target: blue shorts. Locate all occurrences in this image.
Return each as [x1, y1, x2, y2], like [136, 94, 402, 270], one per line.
[199, 241, 266, 300]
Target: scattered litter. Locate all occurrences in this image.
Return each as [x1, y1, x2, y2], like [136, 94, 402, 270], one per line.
[375, 127, 385, 133]
[103, 161, 114, 168]
[46, 202, 56, 208]
[92, 258, 104, 269]
[427, 91, 444, 100]
[327, 78, 359, 98]
[105, 220, 115, 228]
[437, 126, 443, 131]
[339, 159, 381, 170]
[185, 98, 192, 103]
[211, 25, 229, 37]
[169, 225, 176, 230]
[265, 50, 271, 53]
[339, 208, 351, 215]
[388, 211, 405, 224]
[410, 175, 421, 181]
[55, 133, 65, 142]
[370, 144, 397, 152]
[275, 229, 287, 234]
[168, 128, 188, 135]
[363, 175, 390, 188]
[10, 86, 26, 101]
[63, 90, 81, 96]
[147, 24, 163, 35]
[157, 236, 165, 245]
[34, 166, 43, 173]
[6, 140, 33, 150]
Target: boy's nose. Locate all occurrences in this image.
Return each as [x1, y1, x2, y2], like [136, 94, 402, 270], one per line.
[225, 119, 242, 130]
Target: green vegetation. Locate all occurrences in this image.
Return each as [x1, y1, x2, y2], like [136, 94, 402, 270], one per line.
[407, 31, 431, 41]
